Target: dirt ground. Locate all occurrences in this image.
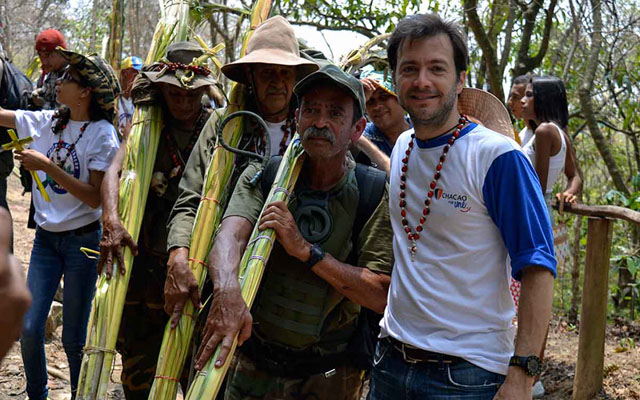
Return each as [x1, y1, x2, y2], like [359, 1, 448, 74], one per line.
[0, 172, 639, 399]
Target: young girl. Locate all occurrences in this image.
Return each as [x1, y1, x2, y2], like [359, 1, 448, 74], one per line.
[0, 50, 120, 400]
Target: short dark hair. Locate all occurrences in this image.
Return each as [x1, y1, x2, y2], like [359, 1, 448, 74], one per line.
[388, 13, 468, 76]
[513, 74, 530, 86]
[530, 75, 568, 128]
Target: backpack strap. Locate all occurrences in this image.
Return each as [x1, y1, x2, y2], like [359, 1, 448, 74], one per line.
[352, 163, 386, 245]
[259, 156, 283, 198]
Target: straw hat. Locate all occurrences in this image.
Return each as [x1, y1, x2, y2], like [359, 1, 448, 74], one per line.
[142, 42, 216, 90]
[458, 88, 514, 139]
[221, 16, 319, 84]
[57, 49, 121, 120]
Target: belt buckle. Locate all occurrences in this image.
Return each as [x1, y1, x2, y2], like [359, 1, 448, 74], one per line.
[323, 368, 336, 378]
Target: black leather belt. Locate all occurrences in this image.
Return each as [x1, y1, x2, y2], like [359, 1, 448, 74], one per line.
[39, 219, 101, 235]
[388, 337, 462, 365]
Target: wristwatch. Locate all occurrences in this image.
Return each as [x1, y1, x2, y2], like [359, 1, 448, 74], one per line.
[304, 243, 325, 268]
[509, 355, 542, 376]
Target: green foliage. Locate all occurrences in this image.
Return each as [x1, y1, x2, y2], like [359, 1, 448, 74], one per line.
[275, 0, 424, 37]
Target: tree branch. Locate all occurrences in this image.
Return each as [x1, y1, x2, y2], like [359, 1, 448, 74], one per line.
[464, 0, 503, 100]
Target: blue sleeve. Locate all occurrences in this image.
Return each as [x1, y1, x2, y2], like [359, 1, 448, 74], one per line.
[363, 122, 376, 139]
[482, 150, 557, 280]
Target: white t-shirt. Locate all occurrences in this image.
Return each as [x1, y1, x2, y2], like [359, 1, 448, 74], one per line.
[518, 126, 533, 147]
[14, 110, 120, 232]
[381, 123, 556, 375]
[265, 120, 290, 157]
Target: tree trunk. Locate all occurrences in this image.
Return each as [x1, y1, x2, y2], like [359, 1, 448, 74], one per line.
[128, 0, 138, 56]
[89, 0, 100, 53]
[512, 0, 558, 77]
[577, 0, 629, 196]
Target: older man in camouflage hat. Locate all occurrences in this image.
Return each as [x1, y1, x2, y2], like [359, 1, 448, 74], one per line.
[192, 63, 394, 400]
[98, 41, 215, 399]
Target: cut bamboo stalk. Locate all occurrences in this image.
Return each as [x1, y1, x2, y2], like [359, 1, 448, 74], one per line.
[76, 1, 192, 398]
[149, 2, 273, 398]
[185, 135, 306, 399]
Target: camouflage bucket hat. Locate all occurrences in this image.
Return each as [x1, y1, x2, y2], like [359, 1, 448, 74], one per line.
[142, 41, 216, 90]
[57, 49, 121, 120]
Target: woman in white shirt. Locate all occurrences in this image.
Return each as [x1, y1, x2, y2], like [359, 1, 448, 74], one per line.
[519, 75, 580, 398]
[521, 76, 578, 205]
[0, 50, 120, 400]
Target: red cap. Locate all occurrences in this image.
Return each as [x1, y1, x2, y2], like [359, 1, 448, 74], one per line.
[35, 29, 67, 52]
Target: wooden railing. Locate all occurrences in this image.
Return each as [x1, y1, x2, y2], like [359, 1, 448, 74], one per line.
[551, 201, 640, 400]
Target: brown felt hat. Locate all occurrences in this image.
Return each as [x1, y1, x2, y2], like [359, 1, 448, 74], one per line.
[458, 88, 514, 139]
[221, 16, 318, 84]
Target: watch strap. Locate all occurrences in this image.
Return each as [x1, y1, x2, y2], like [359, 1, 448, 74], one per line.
[304, 243, 325, 268]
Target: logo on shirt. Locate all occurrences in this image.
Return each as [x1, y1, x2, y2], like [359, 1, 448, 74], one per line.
[434, 187, 471, 213]
[44, 142, 81, 195]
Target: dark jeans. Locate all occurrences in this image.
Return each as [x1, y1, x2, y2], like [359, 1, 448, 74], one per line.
[20, 224, 101, 400]
[368, 338, 505, 400]
[0, 176, 8, 210]
[0, 177, 13, 251]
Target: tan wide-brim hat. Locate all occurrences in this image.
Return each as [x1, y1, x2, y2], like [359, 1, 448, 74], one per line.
[221, 16, 319, 84]
[458, 88, 514, 139]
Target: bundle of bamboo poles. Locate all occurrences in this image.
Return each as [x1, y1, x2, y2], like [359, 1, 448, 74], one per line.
[148, 2, 273, 398]
[76, 2, 192, 398]
[185, 134, 306, 399]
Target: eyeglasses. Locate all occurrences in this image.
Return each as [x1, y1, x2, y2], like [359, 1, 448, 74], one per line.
[57, 70, 84, 86]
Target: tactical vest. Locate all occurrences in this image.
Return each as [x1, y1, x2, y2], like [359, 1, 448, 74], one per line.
[253, 168, 361, 353]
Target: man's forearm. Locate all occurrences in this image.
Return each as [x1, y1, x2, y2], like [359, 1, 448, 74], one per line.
[310, 253, 390, 313]
[515, 266, 554, 356]
[356, 136, 390, 176]
[102, 144, 126, 220]
[207, 217, 253, 290]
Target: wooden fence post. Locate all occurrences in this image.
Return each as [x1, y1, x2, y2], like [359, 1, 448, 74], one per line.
[572, 217, 614, 400]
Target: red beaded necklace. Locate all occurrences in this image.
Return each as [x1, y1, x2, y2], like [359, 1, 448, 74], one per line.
[53, 121, 91, 169]
[399, 115, 467, 261]
[163, 107, 208, 178]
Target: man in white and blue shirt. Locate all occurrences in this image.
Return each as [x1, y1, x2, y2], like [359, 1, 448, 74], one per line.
[368, 13, 556, 400]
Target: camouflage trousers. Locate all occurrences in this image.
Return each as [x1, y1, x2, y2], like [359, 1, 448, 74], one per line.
[225, 352, 364, 400]
[116, 251, 203, 399]
[116, 252, 172, 400]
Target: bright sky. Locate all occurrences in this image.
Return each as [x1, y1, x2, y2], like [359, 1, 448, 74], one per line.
[293, 26, 368, 63]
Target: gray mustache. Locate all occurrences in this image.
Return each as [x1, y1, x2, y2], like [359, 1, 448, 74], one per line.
[303, 126, 335, 144]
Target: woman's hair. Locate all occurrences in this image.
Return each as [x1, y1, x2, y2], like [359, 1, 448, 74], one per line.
[52, 67, 110, 135]
[529, 75, 569, 129]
